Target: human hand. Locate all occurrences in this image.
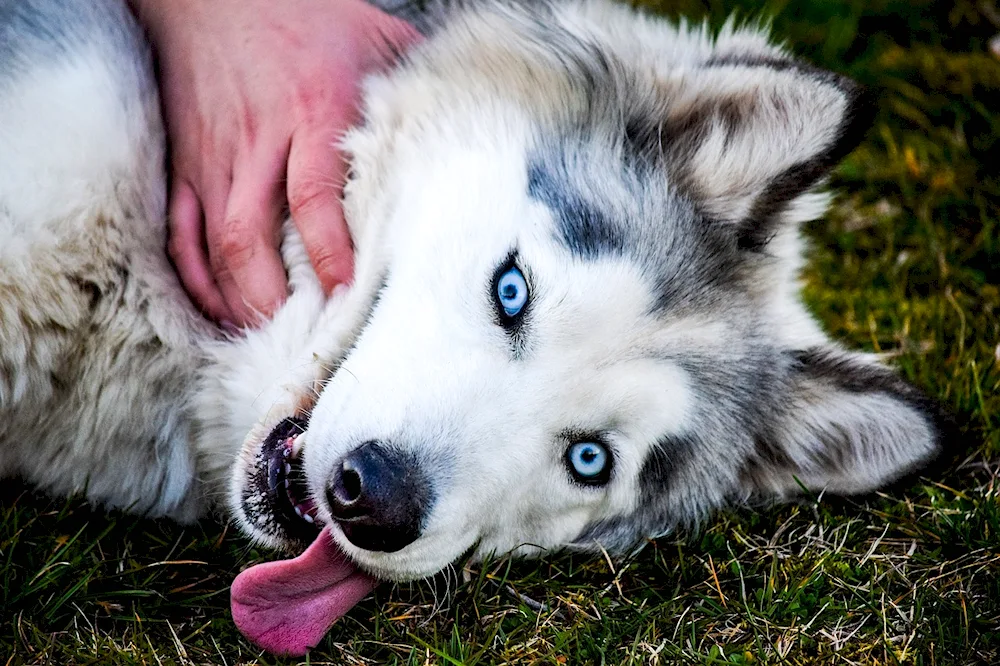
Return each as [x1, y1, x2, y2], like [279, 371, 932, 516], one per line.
[132, 0, 420, 326]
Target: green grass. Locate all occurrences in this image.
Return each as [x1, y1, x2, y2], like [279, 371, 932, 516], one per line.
[4, 0, 1000, 663]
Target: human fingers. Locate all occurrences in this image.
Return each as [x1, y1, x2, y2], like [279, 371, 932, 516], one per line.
[166, 176, 235, 324]
[210, 146, 290, 326]
[286, 124, 355, 294]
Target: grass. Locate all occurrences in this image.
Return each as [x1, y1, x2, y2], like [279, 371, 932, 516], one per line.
[3, 0, 1000, 663]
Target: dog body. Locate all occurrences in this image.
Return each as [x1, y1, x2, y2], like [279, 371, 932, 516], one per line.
[0, 0, 344, 522]
[1, 0, 944, 595]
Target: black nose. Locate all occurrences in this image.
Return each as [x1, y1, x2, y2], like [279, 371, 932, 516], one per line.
[326, 441, 432, 552]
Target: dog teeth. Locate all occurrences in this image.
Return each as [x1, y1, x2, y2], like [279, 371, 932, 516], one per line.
[274, 429, 316, 527]
[290, 432, 306, 458]
[281, 434, 302, 460]
[292, 500, 316, 524]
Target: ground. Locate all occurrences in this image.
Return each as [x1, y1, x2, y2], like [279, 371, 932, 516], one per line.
[2, 0, 999, 663]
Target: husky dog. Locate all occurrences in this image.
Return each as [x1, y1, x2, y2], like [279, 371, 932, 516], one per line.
[1, 0, 947, 655]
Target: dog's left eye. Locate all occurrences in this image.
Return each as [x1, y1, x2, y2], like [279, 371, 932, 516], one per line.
[495, 264, 528, 319]
[566, 441, 611, 485]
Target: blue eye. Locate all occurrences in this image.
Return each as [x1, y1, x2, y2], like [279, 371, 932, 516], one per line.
[495, 264, 528, 319]
[566, 441, 611, 485]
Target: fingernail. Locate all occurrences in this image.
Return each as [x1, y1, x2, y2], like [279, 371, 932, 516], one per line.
[331, 283, 351, 300]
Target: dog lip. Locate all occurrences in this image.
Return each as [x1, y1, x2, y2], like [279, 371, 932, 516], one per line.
[248, 416, 320, 544]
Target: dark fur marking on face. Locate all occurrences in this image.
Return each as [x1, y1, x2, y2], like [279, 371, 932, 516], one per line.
[654, 105, 709, 178]
[623, 115, 660, 166]
[527, 150, 747, 317]
[639, 434, 693, 495]
[572, 433, 695, 553]
[528, 161, 626, 260]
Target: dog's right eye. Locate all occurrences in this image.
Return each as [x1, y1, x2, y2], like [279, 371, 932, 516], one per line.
[566, 441, 612, 485]
[492, 260, 529, 325]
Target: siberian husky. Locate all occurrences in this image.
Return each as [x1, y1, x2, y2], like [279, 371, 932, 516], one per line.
[0, 0, 948, 655]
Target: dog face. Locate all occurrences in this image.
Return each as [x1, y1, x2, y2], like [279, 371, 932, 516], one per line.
[231, 1, 945, 580]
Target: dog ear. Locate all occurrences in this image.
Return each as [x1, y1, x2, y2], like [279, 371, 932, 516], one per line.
[741, 347, 948, 498]
[645, 57, 874, 249]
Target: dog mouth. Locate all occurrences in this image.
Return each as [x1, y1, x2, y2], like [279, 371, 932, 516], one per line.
[234, 416, 382, 657]
[245, 416, 321, 545]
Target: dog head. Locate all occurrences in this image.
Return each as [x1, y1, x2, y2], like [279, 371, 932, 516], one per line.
[231, 1, 945, 581]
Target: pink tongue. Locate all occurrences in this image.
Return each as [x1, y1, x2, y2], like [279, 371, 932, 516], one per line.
[231, 527, 378, 656]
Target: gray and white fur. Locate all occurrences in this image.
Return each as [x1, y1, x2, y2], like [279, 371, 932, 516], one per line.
[0, 0, 947, 581]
